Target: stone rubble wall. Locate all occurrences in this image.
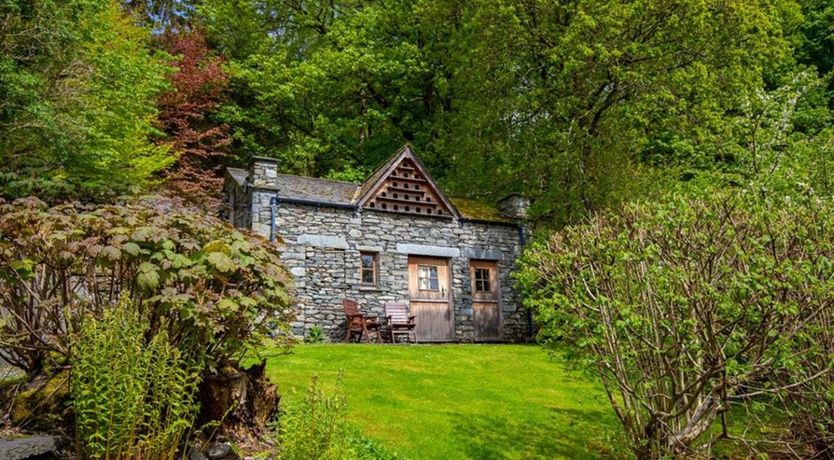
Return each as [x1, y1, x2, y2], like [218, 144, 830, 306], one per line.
[245, 188, 528, 342]
[223, 179, 252, 229]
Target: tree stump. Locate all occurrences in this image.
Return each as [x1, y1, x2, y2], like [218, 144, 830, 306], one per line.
[197, 360, 279, 441]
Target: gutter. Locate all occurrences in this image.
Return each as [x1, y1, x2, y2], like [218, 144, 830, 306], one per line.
[458, 217, 524, 228]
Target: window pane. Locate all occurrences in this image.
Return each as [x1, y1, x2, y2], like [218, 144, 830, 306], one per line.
[482, 279, 490, 292]
[418, 265, 439, 291]
[360, 253, 376, 285]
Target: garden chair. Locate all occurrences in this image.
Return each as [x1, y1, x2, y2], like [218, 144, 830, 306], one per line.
[385, 301, 417, 344]
[342, 299, 381, 343]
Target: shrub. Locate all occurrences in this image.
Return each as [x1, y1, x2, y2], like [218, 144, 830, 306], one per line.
[71, 300, 200, 459]
[783, 305, 834, 456]
[304, 326, 326, 344]
[0, 195, 293, 376]
[277, 375, 351, 460]
[518, 190, 834, 459]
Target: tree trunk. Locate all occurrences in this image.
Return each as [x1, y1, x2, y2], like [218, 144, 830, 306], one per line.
[197, 360, 279, 441]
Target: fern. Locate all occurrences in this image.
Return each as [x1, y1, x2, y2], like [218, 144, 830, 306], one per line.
[70, 299, 201, 460]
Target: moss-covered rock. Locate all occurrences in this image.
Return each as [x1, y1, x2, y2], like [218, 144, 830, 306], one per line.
[7, 370, 71, 432]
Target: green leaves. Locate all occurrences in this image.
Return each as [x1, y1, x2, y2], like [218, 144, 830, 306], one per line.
[70, 302, 201, 459]
[519, 190, 834, 456]
[0, 0, 172, 203]
[0, 195, 294, 375]
[123, 242, 141, 256]
[206, 252, 236, 273]
[136, 262, 160, 290]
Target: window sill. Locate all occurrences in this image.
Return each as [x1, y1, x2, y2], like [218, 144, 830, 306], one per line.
[359, 286, 383, 292]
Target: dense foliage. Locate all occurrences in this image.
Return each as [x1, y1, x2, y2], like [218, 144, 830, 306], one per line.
[156, 30, 231, 209]
[2, 0, 832, 225]
[0, 0, 172, 202]
[190, 0, 834, 224]
[518, 191, 834, 458]
[72, 303, 200, 459]
[0, 195, 293, 376]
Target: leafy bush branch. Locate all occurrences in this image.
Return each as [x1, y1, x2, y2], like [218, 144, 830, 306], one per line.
[519, 191, 834, 458]
[0, 194, 294, 376]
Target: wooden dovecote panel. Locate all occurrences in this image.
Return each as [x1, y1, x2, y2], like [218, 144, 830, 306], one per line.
[364, 157, 453, 217]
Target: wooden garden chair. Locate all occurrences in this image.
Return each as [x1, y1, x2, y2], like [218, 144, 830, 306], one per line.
[342, 299, 381, 343]
[384, 301, 417, 344]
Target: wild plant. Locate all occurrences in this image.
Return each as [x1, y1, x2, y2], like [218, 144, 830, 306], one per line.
[277, 374, 351, 460]
[71, 299, 201, 460]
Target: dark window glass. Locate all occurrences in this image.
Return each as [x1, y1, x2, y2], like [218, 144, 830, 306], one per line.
[360, 253, 377, 286]
[474, 268, 491, 292]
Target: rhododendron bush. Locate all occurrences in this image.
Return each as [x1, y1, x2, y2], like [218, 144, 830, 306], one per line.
[0, 195, 293, 376]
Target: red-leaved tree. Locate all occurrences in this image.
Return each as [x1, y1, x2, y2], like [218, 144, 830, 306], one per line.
[157, 30, 231, 210]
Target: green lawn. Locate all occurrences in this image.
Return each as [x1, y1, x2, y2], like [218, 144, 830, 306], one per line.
[262, 344, 625, 460]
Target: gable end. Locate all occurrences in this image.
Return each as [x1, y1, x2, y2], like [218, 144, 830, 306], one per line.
[355, 145, 459, 218]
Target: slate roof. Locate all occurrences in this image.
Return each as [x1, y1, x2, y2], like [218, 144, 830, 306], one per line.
[226, 167, 359, 205]
[226, 147, 515, 223]
[272, 173, 359, 205]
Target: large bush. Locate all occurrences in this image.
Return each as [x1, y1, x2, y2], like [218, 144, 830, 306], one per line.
[0, 195, 293, 376]
[518, 191, 834, 458]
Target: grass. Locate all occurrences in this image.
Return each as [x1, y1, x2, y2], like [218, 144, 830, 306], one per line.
[261, 344, 625, 460]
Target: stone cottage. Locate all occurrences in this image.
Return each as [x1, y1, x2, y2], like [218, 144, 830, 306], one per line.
[223, 145, 530, 342]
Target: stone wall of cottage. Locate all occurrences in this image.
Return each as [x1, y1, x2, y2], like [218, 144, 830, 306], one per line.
[223, 179, 252, 229]
[245, 188, 529, 342]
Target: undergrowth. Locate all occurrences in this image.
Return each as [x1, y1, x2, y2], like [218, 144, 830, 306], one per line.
[71, 300, 202, 459]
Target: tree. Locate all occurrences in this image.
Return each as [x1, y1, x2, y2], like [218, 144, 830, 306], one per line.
[196, 0, 806, 226]
[518, 191, 834, 458]
[443, 0, 802, 224]
[0, 0, 172, 203]
[157, 29, 231, 210]
[796, 0, 834, 81]
[123, 0, 195, 29]
[198, 0, 453, 178]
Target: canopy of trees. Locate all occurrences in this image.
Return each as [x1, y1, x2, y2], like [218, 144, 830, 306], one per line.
[0, 0, 172, 202]
[0, 0, 830, 225]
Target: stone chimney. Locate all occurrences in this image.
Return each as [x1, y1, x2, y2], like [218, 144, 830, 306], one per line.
[249, 156, 279, 188]
[497, 194, 530, 221]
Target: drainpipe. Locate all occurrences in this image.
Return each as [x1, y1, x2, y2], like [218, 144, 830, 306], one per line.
[518, 223, 534, 339]
[270, 195, 280, 242]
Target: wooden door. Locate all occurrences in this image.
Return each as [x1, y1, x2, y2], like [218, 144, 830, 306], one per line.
[470, 260, 500, 341]
[408, 256, 454, 341]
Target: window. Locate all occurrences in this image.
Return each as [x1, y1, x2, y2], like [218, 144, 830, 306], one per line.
[360, 252, 378, 286]
[474, 268, 491, 293]
[418, 265, 439, 290]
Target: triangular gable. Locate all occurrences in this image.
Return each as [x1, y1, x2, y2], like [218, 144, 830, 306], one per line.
[355, 145, 459, 219]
